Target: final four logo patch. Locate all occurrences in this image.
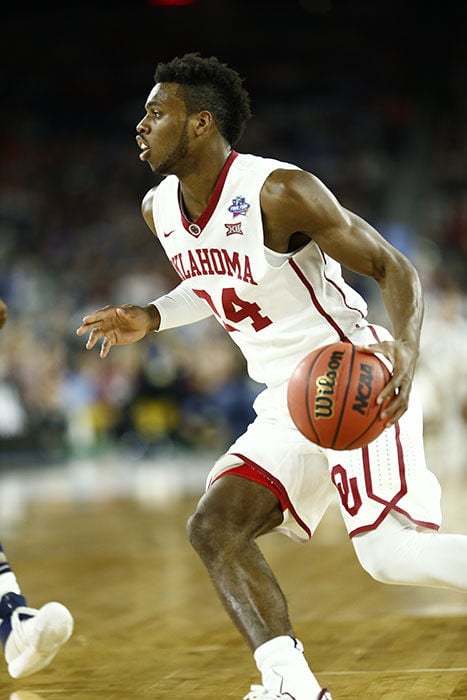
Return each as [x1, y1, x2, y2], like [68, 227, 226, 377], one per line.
[228, 196, 250, 217]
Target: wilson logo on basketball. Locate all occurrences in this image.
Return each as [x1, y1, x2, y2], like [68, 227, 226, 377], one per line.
[287, 341, 391, 450]
[352, 363, 374, 415]
[313, 349, 345, 418]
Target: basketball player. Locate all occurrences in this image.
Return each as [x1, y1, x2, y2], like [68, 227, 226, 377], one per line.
[76, 54, 467, 700]
[0, 297, 74, 679]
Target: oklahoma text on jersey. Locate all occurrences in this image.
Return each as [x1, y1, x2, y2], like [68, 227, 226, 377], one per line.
[170, 247, 257, 285]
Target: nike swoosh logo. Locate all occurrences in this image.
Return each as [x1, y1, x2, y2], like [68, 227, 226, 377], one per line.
[163, 229, 175, 238]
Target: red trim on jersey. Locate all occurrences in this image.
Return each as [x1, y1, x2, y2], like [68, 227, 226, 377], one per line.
[179, 150, 238, 234]
[210, 453, 312, 539]
[288, 258, 349, 341]
[368, 324, 381, 342]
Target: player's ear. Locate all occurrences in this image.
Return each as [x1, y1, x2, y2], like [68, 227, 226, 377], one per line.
[192, 110, 213, 136]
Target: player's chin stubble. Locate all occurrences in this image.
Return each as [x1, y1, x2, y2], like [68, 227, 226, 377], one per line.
[152, 122, 190, 177]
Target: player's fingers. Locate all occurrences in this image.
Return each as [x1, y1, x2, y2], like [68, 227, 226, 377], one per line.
[380, 384, 409, 425]
[76, 306, 117, 334]
[99, 336, 114, 359]
[356, 342, 396, 368]
[354, 344, 376, 354]
[83, 311, 107, 325]
[76, 323, 89, 336]
[376, 375, 397, 405]
[384, 404, 406, 427]
[83, 326, 106, 349]
[76, 316, 103, 336]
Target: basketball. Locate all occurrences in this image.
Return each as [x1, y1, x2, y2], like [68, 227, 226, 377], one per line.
[287, 342, 392, 450]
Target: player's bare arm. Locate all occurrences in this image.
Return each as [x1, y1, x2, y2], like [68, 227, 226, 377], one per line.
[261, 169, 423, 425]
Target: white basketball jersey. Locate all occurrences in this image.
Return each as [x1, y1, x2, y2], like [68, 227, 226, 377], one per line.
[152, 152, 368, 387]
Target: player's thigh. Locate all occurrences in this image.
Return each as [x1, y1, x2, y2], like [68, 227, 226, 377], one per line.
[192, 474, 284, 540]
[207, 406, 335, 541]
[327, 385, 441, 537]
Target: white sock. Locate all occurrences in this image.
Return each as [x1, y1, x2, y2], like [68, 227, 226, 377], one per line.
[0, 572, 21, 599]
[254, 635, 322, 699]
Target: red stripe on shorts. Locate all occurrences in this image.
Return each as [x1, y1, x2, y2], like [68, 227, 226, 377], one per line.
[211, 454, 312, 539]
[211, 463, 289, 512]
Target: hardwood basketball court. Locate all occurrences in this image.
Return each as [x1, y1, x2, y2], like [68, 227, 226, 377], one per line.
[1, 455, 466, 699]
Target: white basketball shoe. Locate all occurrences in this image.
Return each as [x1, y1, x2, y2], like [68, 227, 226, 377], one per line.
[243, 685, 332, 699]
[1, 593, 73, 679]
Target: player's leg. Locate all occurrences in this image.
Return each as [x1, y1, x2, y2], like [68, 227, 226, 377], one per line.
[330, 363, 467, 592]
[187, 475, 288, 646]
[187, 474, 331, 700]
[352, 512, 467, 590]
[0, 542, 73, 679]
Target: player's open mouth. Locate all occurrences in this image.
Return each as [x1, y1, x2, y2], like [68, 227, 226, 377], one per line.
[136, 135, 151, 161]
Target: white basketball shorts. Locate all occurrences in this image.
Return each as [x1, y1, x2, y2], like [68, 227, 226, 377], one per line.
[206, 324, 442, 542]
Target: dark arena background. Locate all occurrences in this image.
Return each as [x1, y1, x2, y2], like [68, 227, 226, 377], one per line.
[0, 1, 466, 698]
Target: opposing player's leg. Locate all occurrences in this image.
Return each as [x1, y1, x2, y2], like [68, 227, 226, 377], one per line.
[352, 511, 467, 590]
[0, 543, 73, 679]
[187, 474, 331, 700]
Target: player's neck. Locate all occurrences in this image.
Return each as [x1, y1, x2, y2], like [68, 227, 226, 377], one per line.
[179, 143, 232, 221]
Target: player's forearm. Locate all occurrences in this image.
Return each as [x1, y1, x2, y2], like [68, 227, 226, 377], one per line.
[379, 254, 424, 353]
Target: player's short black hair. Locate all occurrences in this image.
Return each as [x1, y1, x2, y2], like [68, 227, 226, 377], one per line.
[154, 53, 252, 146]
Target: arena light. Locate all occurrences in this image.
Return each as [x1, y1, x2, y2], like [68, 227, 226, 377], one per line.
[147, 0, 197, 5]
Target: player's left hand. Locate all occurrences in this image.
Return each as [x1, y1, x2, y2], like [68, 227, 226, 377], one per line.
[356, 340, 417, 427]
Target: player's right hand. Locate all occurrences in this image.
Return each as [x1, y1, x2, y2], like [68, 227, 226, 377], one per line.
[76, 303, 160, 358]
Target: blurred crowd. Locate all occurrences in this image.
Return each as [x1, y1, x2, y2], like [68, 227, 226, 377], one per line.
[0, 1, 466, 473]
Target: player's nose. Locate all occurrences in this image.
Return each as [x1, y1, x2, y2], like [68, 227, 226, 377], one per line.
[136, 119, 148, 134]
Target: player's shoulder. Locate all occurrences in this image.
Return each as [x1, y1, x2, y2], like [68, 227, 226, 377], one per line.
[141, 185, 156, 214]
[233, 153, 308, 201]
[141, 184, 161, 233]
[259, 168, 331, 222]
[152, 174, 178, 197]
[261, 164, 320, 200]
[234, 151, 301, 175]
[144, 175, 178, 212]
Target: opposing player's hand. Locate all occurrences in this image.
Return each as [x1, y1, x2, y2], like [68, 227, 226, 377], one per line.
[76, 303, 160, 358]
[357, 340, 417, 427]
[0, 298, 7, 330]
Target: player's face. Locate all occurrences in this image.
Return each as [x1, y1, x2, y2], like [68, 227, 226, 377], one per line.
[136, 83, 190, 176]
